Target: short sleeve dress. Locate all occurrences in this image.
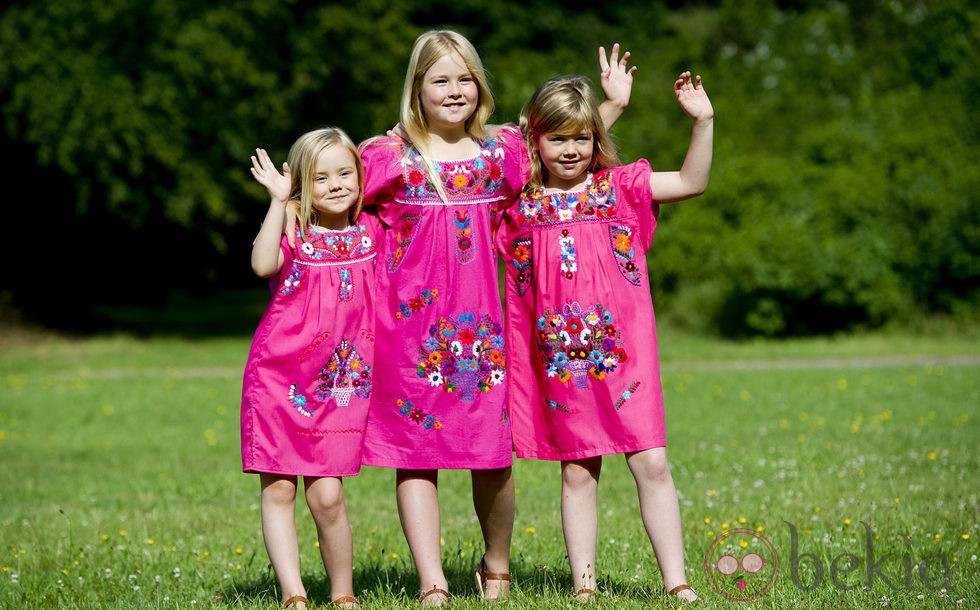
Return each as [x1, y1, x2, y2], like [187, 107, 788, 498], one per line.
[241, 215, 381, 477]
[496, 160, 666, 461]
[358, 127, 527, 470]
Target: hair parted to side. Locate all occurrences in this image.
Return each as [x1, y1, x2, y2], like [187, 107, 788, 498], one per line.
[286, 127, 365, 240]
[398, 29, 494, 203]
[401, 29, 494, 143]
[520, 75, 621, 192]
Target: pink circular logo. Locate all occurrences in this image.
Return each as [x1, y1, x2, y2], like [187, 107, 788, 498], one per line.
[703, 528, 779, 601]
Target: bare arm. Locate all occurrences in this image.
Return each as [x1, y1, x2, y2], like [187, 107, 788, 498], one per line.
[649, 72, 714, 203]
[598, 43, 637, 130]
[249, 148, 291, 277]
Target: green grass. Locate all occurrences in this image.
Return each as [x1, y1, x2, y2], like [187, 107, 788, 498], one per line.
[0, 315, 977, 608]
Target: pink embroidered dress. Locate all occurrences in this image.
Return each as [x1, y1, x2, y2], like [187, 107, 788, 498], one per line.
[497, 160, 666, 461]
[358, 127, 527, 469]
[241, 215, 381, 477]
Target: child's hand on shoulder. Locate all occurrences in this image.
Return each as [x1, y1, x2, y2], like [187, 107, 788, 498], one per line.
[674, 72, 714, 123]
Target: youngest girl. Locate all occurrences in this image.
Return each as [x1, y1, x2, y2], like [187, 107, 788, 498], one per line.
[242, 127, 381, 609]
[496, 73, 713, 604]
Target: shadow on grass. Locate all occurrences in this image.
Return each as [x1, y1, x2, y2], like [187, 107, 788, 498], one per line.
[217, 555, 660, 606]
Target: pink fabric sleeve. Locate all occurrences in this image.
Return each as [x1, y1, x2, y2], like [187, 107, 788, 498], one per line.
[358, 137, 404, 220]
[614, 159, 657, 253]
[497, 124, 529, 203]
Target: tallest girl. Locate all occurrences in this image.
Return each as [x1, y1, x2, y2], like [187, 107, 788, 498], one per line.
[358, 30, 634, 605]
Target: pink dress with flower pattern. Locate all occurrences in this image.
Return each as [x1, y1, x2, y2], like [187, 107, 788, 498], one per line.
[358, 128, 527, 469]
[496, 160, 666, 461]
[241, 215, 381, 477]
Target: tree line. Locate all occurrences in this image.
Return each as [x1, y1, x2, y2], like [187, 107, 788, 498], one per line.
[1, 0, 976, 336]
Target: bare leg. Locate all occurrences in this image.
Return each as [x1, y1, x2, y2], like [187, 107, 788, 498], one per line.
[304, 476, 355, 606]
[626, 447, 697, 602]
[396, 469, 449, 605]
[471, 466, 515, 599]
[561, 457, 602, 597]
[260, 473, 307, 609]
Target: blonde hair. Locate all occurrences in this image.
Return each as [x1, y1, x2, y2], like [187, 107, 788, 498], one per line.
[286, 127, 365, 241]
[399, 30, 494, 202]
[519, 75, 620, 192]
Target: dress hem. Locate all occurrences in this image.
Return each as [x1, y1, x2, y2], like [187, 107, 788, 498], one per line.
[514, 438, 666, 461]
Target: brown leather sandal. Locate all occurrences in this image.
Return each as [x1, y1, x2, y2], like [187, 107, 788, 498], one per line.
[331, 595, 361, 608]
[474, 554, 511, 600]
[666, 583, 699, 603]
[573, 587, 597, 603]
[282, 595, 307, 608]
[417, 586, 450, 606]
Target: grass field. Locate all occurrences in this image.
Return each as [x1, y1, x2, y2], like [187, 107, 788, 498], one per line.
[1, 297, 977, 608]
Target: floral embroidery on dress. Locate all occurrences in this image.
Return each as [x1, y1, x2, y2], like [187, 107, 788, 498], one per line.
[614, 381, 641, 410]
[399, 138, 506, 204]
[608, 225, 641, 286]
[299, 224, 374, 262]
[510, 237, 532, 296]
[558, 229, 577, 279]
[536, 302, 627, 389]
[297, 331, 332, 364]
[396, 288, 440, 320]
[517, 171, 617, 226]
[397, 398, 441, 430]
[455, 209, 475, 264]
[338, 268, 353, 300]
[545, 397, 570, 413]
[388, 213, 422, 273]
[280, 263, 303, 296]
[315, 339, 372, 406]
[287, 383, 313, 417]
[416, 312, 506, 402]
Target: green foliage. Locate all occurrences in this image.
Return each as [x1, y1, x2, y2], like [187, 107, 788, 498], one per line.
[0, 0, 976, 335]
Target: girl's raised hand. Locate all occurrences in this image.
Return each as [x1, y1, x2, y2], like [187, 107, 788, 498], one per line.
[674, 72, 714, 122]
[599, 43, 637, 110]
[250, 148, 291, 203]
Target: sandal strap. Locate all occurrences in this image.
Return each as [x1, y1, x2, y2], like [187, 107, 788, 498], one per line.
[282, 595, 308, 608]
[666, 583, 694, 596]
[479, 556, 512, 581]
[418, 587, 450, 603]
[331, 595, 361, 607]
[574, 588, 595, 596]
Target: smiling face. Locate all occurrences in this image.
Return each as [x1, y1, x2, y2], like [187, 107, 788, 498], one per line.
[536, 128, 595, 192]
[419, 51, 479, 137]
[310, 144, 360, 230]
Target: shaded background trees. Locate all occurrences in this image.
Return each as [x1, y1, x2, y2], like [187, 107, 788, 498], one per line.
[1, 0, 976, 336]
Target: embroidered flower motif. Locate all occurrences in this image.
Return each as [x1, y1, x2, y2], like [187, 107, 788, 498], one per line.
[416, 312, 505, 402]
[397, 288, 439, 319]
[388, 214, 422, 273]
[518, 171, 617, 226]
[280, 264, 303, 296]
[400, 138, 506, 203]
[614, 381, 641, 410]
[609, 225, 641, 286]
[537, 302, 626, 389]
[288, 383, 313, 417]
[398, 397, 442, 429]
[314, 339, 372, 406]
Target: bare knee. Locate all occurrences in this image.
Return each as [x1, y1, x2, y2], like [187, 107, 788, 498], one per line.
[627, 448, 672, 484]
[561, 458, 601, 490]
[306, 478, 345, 517]
[261, 475, 298, 507]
